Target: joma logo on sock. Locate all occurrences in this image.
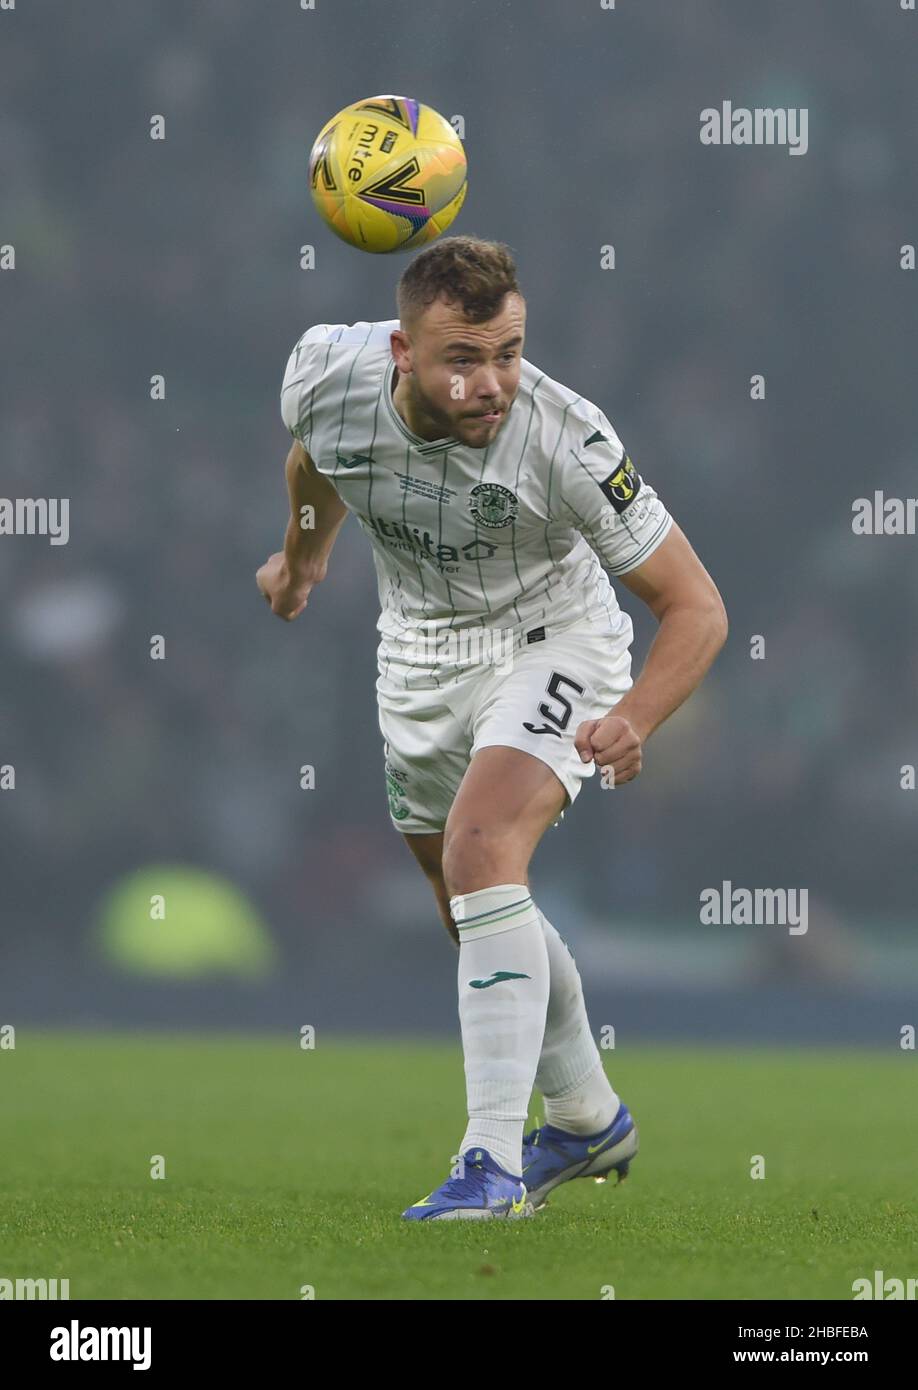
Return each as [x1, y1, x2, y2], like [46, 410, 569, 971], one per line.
[699, 882, 808, 935]
[700, 102, 808, 156]
[469, 971, 531, 989]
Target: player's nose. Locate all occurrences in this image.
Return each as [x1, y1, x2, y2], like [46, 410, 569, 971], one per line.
[473, 366, 501, 398]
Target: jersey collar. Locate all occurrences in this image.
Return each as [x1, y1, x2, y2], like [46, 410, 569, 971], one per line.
[383, 357, 463, 454]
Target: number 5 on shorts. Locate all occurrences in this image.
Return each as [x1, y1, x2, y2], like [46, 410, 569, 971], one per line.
[523, 671, 585, 738]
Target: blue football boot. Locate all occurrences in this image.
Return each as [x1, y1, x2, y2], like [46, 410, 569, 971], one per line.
[521, 1102, 639, 1209]
[402, 1146, 533, 1221]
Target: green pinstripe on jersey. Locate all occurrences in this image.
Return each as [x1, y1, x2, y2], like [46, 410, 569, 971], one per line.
[332, 324, 374, 476]
[506, 374, 543, 626]
[472, 441, 494, 622]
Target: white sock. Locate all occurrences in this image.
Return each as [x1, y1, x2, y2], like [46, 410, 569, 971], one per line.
[535, 910, 620, 1136]
[450, 883, 550, 1177]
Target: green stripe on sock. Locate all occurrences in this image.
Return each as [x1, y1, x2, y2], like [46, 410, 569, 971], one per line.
[455, 896, 534, 931]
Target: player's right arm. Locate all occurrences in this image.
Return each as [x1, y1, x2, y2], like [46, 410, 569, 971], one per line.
[256, 438, 348, 621]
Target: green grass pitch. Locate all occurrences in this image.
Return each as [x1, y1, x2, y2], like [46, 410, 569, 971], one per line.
[2, 1033, 915, 1300]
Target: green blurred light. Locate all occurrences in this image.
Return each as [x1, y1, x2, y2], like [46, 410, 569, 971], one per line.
[97, 866, 276, 979]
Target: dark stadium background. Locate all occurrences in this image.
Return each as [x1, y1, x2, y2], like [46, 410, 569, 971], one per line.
[1, 0, 916, 1042]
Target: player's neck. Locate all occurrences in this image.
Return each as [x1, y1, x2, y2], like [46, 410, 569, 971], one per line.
[391, 366, 452, 443]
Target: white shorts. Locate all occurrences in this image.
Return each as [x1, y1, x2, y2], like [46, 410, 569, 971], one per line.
[376, 611, 634, 834]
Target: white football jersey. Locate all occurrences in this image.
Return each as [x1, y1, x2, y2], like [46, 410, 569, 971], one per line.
[280, 320, 672, 661]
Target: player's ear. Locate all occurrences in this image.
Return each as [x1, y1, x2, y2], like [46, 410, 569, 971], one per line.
[390, 329, 412, 371]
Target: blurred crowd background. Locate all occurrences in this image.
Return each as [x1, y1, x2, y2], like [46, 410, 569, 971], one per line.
[1, 0, 915, 1037]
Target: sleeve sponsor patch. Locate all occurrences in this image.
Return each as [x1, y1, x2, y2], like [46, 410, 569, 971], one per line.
[597, 454, 643, 514]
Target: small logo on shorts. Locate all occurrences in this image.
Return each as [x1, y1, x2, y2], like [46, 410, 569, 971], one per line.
[468, 483, 519, 529]
[384, 761, 410, 821]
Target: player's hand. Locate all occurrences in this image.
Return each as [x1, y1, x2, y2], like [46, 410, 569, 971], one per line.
[255, 551, 313, 621]
[574, 714, 643, 786]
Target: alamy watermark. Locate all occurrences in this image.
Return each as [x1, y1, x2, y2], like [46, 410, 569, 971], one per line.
[0, 1275, 70, 1299]
[700, 881, 808, 935]
[852, 1270, 917, 1299]
[700, 102, 808, 156]
[852, 492, 918, 535]
[396, 623, 516, 672]
[50, 1321, 151, 1370]
[0, 497, 69, 544]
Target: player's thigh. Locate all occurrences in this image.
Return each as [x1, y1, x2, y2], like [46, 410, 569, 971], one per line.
[442, 745, 567, 894]
[442, 616, 633, 893]
[471, 614, 632, 817]
[377, 678, 469, 835]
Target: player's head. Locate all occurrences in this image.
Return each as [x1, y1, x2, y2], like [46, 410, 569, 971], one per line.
[392, 236, 525, 449]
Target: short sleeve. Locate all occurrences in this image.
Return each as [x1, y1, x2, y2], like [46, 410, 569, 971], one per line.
[550, 414, 673, 575]
[279, 324, 342, 448]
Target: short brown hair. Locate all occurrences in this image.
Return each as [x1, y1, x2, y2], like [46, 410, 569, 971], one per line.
[397, 235, 521, 329]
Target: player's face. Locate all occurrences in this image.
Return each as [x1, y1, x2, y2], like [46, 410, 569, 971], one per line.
[394, 292, 526, 448]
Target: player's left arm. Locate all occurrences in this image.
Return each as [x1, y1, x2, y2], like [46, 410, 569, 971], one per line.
[574, 521, 728, 783]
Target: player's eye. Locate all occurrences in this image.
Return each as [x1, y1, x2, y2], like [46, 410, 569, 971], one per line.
[450, 353, 515, 366]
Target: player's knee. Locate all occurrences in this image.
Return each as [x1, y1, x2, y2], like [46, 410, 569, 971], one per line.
[441, 821, 521, 898]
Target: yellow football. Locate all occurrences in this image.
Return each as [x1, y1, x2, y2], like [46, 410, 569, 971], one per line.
[308, 95, 467, 253]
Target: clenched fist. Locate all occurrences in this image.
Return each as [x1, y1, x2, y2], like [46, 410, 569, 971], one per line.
[574, 713, 643, 786]
[256, 552, 313, 621]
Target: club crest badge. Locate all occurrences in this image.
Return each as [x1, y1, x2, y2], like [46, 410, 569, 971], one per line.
[468, 482, 519, 529]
